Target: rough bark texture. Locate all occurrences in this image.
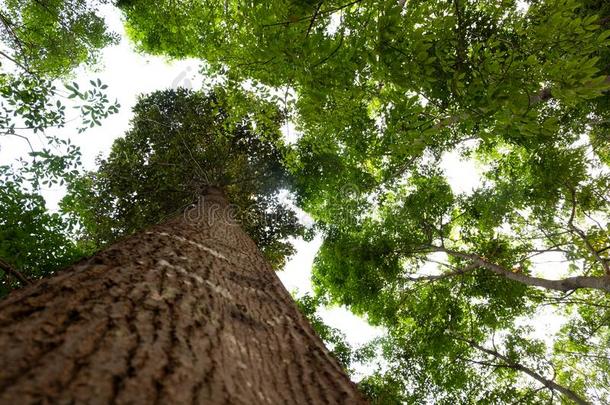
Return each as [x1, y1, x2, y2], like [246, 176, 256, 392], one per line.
[0, 189, 366, 404]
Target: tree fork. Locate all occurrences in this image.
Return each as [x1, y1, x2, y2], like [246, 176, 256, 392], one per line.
[0, 189, 366, 404]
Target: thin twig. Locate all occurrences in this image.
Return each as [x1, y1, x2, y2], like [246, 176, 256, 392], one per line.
[262, 0, 362, 27]
[305, 1, 324, 38]
[567, 189, 610, 275]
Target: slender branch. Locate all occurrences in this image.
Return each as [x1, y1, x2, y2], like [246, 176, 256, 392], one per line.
[0, 132, 35, 153]
[567, 189, 610, 275]
[455, 336, 590, 405]
[262, 0, 362, 27]
[405, 263, 477, 282]
[556, 350, 610, 361]
[0, 11, 35, 74]
[597, 245, 610, 254]
[530, 75, 610, 105]
[0, 50, 32, 74]
[305, 1, 324, 38]
[453, 0, 467, 73]
[537, 297, 610, 309]
[435, 76, 610, 129]
[312, 30, 345, 68]
[0, 258, 31, 286]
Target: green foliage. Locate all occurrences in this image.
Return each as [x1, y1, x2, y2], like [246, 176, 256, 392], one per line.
[64, 88, 307, 269]
[294, 293, 354, 371]
[0, 0, 118, 295]
[1, 0, 118, 77]
[118, 0, 610, 401]
[0, 166, 88, 296]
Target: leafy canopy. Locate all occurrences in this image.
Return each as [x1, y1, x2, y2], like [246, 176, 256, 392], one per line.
[65, 88, 307, 269]
[119, 0, 610, 402]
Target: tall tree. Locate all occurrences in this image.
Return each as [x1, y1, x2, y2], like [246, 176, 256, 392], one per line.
[64, 88, 307, 269]
[117, 0, 610, 402]
[0, 88, 365, 403]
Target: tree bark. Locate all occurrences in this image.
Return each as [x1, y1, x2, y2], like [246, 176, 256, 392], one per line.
[0, 189, 366, 404]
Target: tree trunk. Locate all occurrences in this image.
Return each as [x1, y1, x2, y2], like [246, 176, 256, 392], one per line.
[0, 189, 366, 404]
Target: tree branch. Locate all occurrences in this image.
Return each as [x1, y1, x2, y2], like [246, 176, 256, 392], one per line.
[0, 132, 35, 153]
[436, 247, 610, 292]
[262, 0, 362, 27]
[405, 263, 477, 282]
[0, 50, 32, 74]
[566, 189, 610, 275]
[305, 1, 324, 38]
[556, 350, 610, 361]
[455, 335, 590, 405]
[0, 11, 33, 74]
[0, 258, 31, 286]
[434, 76, 610, 129]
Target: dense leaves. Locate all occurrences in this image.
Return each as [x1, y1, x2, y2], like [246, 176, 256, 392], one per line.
[65, 88, 307, 269]
[0, 165, 88, 295]
[1, 0, 117, 76]
[1, 0, 609, 402]
[120, 0, 610, 402]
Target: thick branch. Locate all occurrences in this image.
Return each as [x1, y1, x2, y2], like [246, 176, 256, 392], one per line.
[0, 258, 31, 286]
[438, 247, 610, 292]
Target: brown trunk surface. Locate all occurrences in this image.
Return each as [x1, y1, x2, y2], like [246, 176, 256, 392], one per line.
[0, 190, 366, 404]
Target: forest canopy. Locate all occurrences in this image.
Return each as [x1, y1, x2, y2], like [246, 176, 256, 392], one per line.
[0, 0, 119, 294]
[1, 0, 610, 403]
[119, 0, 610, 402]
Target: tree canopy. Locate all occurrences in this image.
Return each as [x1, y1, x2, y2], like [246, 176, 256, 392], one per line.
[64, 88, 307, 269]
[1, 0, 609, 402]
[119, 0, 610, 402]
